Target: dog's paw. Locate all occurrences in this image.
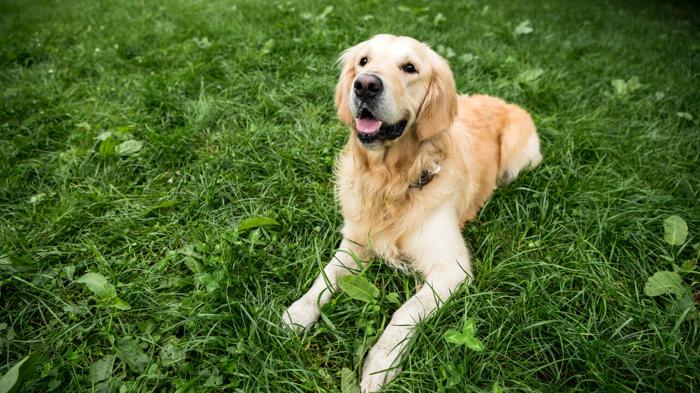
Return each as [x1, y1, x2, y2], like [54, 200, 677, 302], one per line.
[360, 345, 402, 392]
[359, 371, 387, 393]
[282, 298, 320, 333]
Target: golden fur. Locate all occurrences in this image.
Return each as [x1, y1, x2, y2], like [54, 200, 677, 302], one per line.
[284, 34, 542, 392]
[334, 35, 541, 269]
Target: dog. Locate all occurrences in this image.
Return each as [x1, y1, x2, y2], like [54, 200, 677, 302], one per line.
[283, 34, 542, 392]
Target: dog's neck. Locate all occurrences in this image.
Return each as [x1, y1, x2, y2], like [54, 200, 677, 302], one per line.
[350, 129, 448, 191]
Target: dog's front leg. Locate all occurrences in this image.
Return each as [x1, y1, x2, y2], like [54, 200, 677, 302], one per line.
[360, 207, 472, 392]
[283, 238, 366, 332]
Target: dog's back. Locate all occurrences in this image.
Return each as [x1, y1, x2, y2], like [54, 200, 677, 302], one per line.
[457, 94, 542, 184]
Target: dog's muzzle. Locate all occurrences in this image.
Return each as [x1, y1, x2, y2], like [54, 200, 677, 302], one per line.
[351, 73, 407, 146]
[355, 107, 408, 145]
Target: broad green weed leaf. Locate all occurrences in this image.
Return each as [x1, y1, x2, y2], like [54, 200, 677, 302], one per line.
[183, 257, 203, 274]
[177, 244, 203, 259]
[386, 292, 401, 305]
[612, 77, 642, 96]
[195, 272, 220, 293]
[94, 380, 120, 393]
[677, 112, 693, 121]
[442, 363, 461, 387]
[76, 272, 116, 300]
[464, 336, 485, 352]
[318, 6, 333, 19]
[98, 136, 117, 158]
[0, 254, 35, 273]
[115, 125, 133, 137]
[514, 20, 533, 36]
[492, 382, 504, 393]
[62, 265, 75, 281]
[433, 13, 446, 26]
[518, 68, 544, 83]
[237, 216, 278, 233]
[444, 330, 470, 345]
[668, 294, 699, 320]
[459, 53, 477, 63]
[116, 337, 149, 373]
[681, 260, 696, 271]
[111, 297, 131, 310]
[445, 319, 485, 351]
[203, 367, 223, 387]
[91, 354, 115, 384]
[0, 353, 39, 393]
[436, 45, 455, 58]
[28, 193, 46, 204]
[626, 76, 641, 92]
[397, 6, 430, 16]
[173, 244, 204, 274]
[193, 36, 211, 49]
[260, 39, 275, 56]
[611, 79, 627, 96]
[341, 367, 359, 393]
[443, 46, 455, 58]
[644, 271, 686, 298]
[338, 275, 379, 303]
[663, 215, 688, 246]
[160, 337, 186, 366]
[46, 379, 60, 391]
[96, 131, 112, 141]
[115, 139, 143, 156]
[463, 319, 476, 336]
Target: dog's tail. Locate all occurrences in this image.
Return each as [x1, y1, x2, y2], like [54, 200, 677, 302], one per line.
[498, 103, 542, 184]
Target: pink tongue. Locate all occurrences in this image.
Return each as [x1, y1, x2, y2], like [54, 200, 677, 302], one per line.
[355, 118, 382, 134]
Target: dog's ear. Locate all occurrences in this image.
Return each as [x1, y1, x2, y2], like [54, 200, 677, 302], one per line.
[334, 44, 360, 126]
[415, 53, 458, 141]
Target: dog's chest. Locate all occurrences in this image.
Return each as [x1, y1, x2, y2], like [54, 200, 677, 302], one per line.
[338, 179, 408, 230]
[336, 175, 431, 269]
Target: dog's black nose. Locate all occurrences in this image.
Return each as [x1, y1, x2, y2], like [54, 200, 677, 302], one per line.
[354, 74, 383, 99]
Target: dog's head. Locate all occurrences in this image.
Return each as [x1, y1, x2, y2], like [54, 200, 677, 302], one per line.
[335, 34, 457, 148]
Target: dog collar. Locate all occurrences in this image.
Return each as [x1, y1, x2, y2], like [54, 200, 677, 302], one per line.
[410, 164, 441, 190]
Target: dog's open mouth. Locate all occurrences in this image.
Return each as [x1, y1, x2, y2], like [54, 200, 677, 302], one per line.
[356, 108, 383, 134]
[354, 108, 408, 145]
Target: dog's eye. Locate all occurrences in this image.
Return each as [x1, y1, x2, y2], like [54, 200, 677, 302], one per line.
[359, 57, 368, 66]
[401, 63, 417, 73]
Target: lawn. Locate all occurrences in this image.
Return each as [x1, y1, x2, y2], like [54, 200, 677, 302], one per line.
[1, 0, 699, 391]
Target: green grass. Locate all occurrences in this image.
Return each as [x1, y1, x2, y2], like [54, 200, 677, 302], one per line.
[1, 0, 699, 391]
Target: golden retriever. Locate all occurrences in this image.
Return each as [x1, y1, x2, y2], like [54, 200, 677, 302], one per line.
[283, 34, 542, 392]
